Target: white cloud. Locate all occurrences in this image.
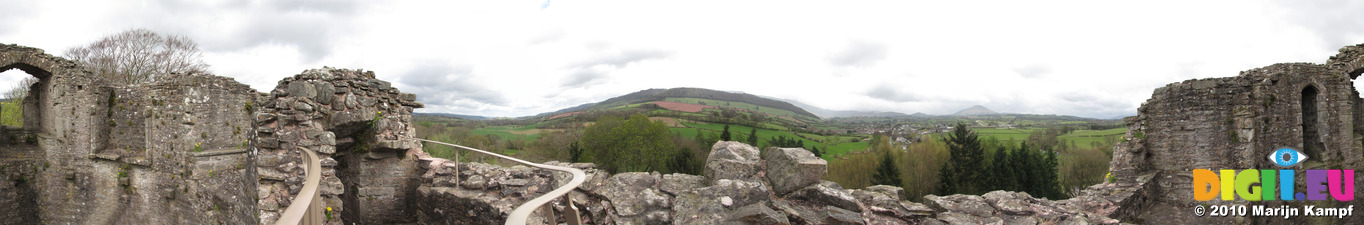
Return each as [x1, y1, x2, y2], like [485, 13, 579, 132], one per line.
[1, 0, 1363, 118]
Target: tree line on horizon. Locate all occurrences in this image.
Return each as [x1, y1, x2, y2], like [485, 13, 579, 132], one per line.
[834, 121, 1103, 201]
[931, 122, 1064, 198]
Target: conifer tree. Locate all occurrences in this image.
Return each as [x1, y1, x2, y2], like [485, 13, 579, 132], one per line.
[721, 124, 732, 141]
[938, 122, 986, 194]
[1036, 147, 1064, 199]
[989, 146, 1014, 191]
[872, 151, 902, 186]
[936, 164, 956, 195]
[569, 141, 584, 162]
[1010, 142, 1037, 194]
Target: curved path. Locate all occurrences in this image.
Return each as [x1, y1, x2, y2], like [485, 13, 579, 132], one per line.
[416, 138, 586, 225]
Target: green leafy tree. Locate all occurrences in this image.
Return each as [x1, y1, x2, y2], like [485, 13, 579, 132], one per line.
[937, 122, 986, 195]
[871, 152, 902, 186]
[581, 114, 688, 173]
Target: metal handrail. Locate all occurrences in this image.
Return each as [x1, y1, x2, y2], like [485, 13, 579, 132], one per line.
[416, 138, 585, 225]
[274, 148, 323, 225]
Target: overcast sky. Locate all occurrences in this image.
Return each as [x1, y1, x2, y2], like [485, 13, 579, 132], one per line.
[2, 0, 1363, 119]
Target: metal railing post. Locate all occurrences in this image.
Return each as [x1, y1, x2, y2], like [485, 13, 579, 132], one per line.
[563, 196, 581, 225]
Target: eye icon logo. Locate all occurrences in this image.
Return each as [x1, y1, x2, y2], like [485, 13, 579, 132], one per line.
[1268, 147, 1308, 167]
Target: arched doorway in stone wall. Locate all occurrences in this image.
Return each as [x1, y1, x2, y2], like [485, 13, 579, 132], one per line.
[0, 63, 51, 225]
[1302, 85, 1323, 159]
[0, 64, 49, 134]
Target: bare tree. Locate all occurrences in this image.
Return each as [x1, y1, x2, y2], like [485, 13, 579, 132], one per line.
[63, 29, 210, 85]
[4, 76, 36, 101]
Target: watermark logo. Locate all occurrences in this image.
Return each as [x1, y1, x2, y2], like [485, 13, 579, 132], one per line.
[1269, 147, 1307, 167]
[1190, 147, 1356, 219]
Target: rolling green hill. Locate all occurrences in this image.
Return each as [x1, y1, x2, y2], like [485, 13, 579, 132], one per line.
[538, 87, 818, 119]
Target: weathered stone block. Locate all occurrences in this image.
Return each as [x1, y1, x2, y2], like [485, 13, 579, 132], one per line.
[462, 175, 487, 189]
[672, 179, 771, 225]
[770, 200, 826, 225]
[376, 139, 418, 150]
[703, 141, 761, 184]
[287, 81, 316, 99]
[659, 173, 704, 196]
[763, 147, 826, 195]
[321, 176, 343, 195]
[331, 95, 346, 111]
[865, 185, 906, 200]
[982, 191, 1031, 215]
[852, 188, 933, 219]
[314, 145, 335, 154]
[788, 181, 862, 213]
[293, 101, 313, 112]
[258, 154, 289, 167]
[599, 172, 669, 216]
[923, 194, 995, 218]
[314, 82, 335, 103]
[368, 80, 391, 90]
[319, 157, 337, 167]
[317, 132, 336, 145]
[823, 206, 862, 225]
[726, 203, 789, 225]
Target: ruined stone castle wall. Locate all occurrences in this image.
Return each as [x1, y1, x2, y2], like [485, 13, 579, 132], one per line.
[0, 42, 431, 224]
[0, 43, 259, 224]
[253, 67, 425, 224]
[1109, 45, 1364, 224]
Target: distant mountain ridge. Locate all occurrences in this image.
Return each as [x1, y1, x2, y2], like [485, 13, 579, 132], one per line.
[784, 99, 911, 118]
[953, 105, 998, 116]
[414, 112, 491, 120]
[539, 87, 819, 118]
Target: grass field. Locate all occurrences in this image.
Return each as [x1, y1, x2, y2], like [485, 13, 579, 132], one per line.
[1059, 127, 1126, 149]
[681, 121, 870, 159]
[470, 125, 542, 142]
[972, 127, 1126, 149]
[664, 97, 819, 121]
[974, 128, 1038, 142]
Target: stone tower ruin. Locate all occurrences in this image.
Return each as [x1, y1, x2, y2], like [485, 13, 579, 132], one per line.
[1108, 44, 1364, 224]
